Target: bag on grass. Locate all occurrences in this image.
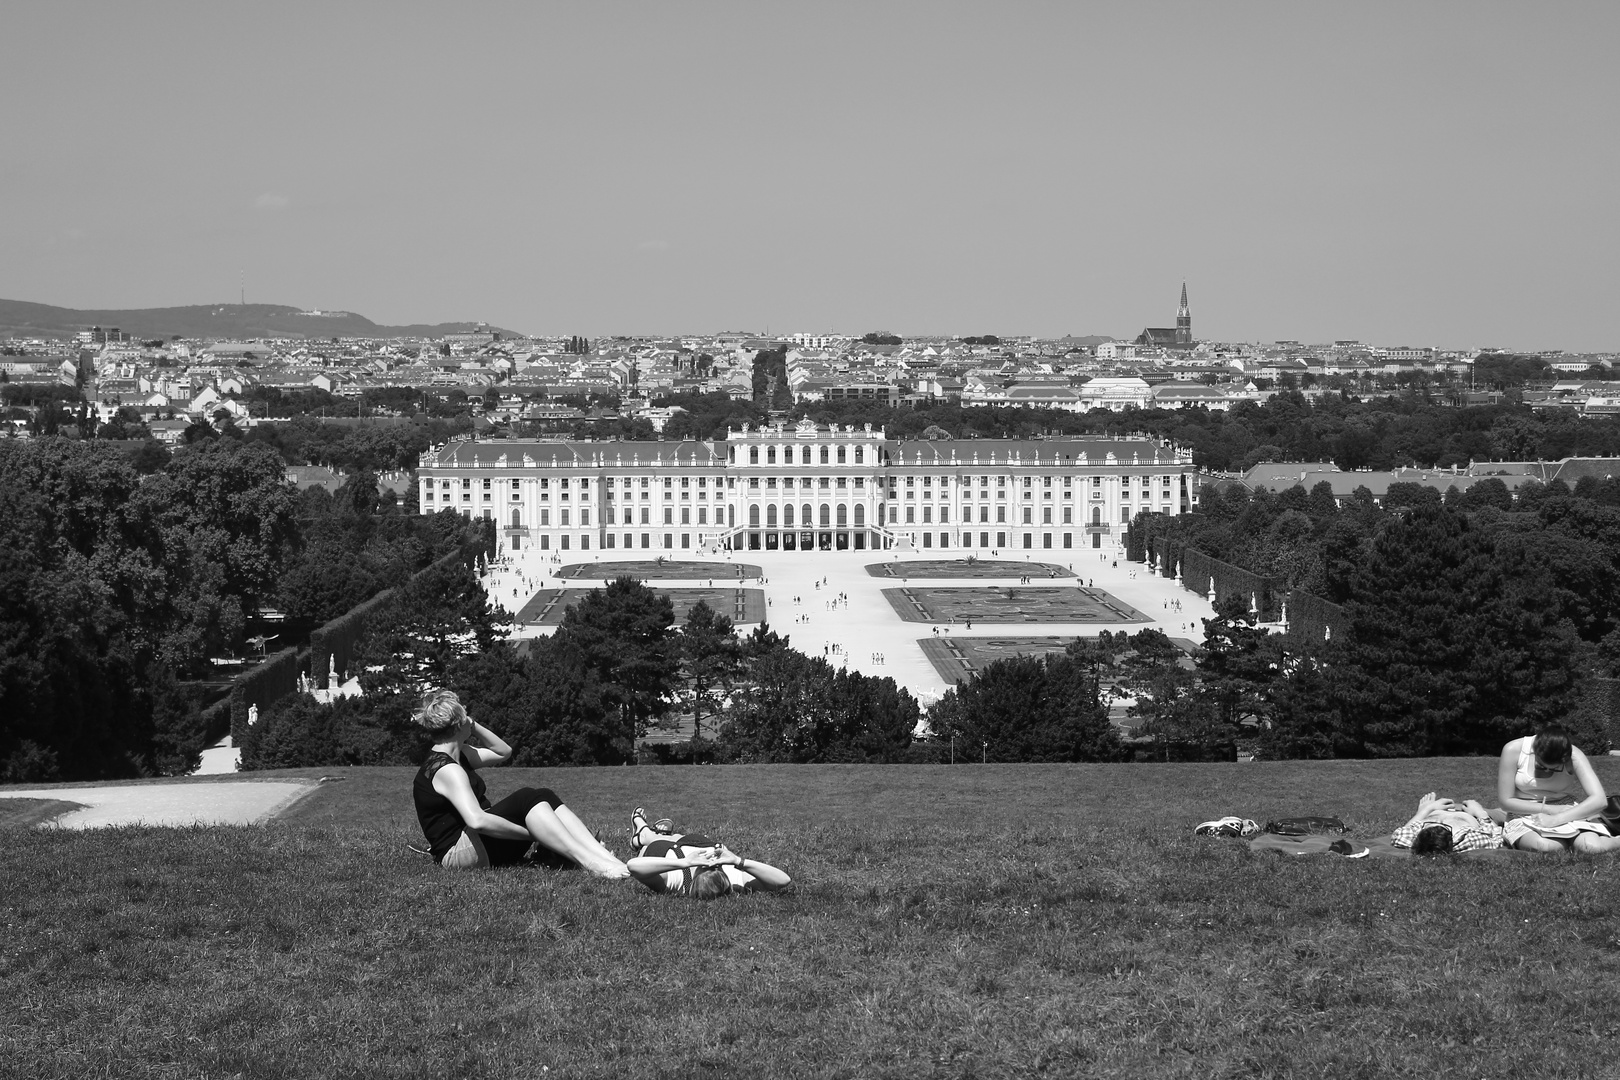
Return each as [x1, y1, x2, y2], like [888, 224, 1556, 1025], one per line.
[1263, 816, 1348, 837]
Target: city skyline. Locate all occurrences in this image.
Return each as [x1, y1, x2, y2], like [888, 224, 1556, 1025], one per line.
[3, 3, 1617, 350]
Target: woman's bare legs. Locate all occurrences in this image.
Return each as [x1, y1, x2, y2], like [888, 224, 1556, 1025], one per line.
[1511, 832, 1570, 853]
[525, 804, 628, 878]
[552, 804, 625, 866]
[1572, 831, 1620, 854]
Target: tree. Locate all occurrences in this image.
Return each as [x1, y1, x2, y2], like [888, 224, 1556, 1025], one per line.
[1196, 595, 1278, 737]
[354, 558, 510, 699]
[1341, 505, 1582, 756]
[1256, 639, 1359, 759]
[926, 646, 1123, 763]
[678, 600, 743, 743]
[717, 647, 919, 763]
[551, 577, 679, 751]
[1115, 628, 1225, 761]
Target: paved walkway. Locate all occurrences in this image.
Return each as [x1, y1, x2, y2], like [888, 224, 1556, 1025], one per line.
[0, 780, 317, 829]
[484, 539, 1222, 704]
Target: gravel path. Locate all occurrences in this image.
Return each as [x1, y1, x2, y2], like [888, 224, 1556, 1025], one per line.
[0, 780, 317, 829]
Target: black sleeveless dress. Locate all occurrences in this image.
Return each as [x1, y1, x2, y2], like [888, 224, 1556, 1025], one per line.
[413, 751, 488, 862]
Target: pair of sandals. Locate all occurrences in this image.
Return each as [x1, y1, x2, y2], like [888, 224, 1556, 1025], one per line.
[630, 806, 675, 850]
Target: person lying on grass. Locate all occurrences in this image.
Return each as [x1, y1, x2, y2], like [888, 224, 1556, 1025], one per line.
[1391, 792, 1505, 855]
[1495, 723, 1620, 854]
[411, 689, 628, 876]
[625, 807, 791, 899]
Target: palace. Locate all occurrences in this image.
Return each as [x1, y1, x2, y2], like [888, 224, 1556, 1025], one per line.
[416, 421, 1197, 557]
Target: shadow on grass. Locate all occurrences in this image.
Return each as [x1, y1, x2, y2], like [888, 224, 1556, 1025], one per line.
[0, 798, 84, 829]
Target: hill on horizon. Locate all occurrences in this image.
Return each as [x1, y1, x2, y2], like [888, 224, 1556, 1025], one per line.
[0, 298, 525, 342]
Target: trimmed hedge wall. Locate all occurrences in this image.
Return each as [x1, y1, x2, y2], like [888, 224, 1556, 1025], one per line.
[200, 697, 233, 747]
[1126, 523, 1335, 634]
[230, 647, 304, 743]
[1284, 590, 1346, 645]
[1181, 549, 1280, 620]
[209, 518, 495, 743]
[309, 587, 397, 691]
[308, 541, 487, 689]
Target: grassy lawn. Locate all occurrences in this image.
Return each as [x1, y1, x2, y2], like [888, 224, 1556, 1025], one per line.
[0, 798, 86, 829]
[6, 758, 1620, 1078]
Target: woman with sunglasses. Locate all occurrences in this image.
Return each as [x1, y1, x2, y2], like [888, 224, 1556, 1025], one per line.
[1495, 724, 1620, 853]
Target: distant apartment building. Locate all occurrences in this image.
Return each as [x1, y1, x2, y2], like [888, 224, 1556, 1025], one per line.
[416, 422, 1196, 558]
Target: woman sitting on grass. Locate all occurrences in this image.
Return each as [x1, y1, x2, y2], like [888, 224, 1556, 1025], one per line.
[1495, 724, 1620, 854]
[1391, 792, 1505, 855]
[625, 807, 791, 899]
[411, 689, 628, 876]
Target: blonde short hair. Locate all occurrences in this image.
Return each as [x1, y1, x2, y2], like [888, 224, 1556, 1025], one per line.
[690, 865, 733, 901]
[413, 689, 467, 736]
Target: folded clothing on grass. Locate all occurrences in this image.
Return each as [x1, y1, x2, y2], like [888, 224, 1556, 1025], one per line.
[1262, 816, 1349, 836]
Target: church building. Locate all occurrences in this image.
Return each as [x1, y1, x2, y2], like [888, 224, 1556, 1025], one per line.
[1135, 284, 1194, 350]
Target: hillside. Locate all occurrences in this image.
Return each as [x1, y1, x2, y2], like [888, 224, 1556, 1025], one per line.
[0, 298, 524, 341]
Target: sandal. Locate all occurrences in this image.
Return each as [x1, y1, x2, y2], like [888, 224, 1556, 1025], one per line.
[630, 807, 670, 849]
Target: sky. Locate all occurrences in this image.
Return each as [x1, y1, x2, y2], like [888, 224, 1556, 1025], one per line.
[3, 2, 1617, 349]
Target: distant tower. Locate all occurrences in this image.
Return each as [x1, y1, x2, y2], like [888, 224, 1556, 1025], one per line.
[1175, 283, 1191, 346]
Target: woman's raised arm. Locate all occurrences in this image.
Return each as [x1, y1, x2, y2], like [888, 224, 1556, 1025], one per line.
[462, 720, 512, 768]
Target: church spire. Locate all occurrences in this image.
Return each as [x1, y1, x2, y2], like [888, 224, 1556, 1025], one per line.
[1175, 282, 1191, 345]
[1177, 282, 1189, 319]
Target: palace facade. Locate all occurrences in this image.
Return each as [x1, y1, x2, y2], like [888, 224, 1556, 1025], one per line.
[416, 421, 1198, 557]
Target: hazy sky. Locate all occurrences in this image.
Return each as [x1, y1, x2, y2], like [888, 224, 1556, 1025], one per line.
[3, 2, 1616, 349]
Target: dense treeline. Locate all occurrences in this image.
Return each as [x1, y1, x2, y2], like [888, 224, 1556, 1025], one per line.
[1093, 473, 1620, 759]
[782, 393, 1620, 473]
[241, 577, 920, 770]
[0, 438, 485, 782]
[278, 475, 474, 624]
[0, 438, 293, 781]
[239, 412, 469, 473]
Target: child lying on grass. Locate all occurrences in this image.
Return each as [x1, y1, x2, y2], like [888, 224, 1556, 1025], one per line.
[625, 807, 792, 899]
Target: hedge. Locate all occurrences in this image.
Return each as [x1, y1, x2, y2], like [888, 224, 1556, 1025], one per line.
[1181, 549, 1280, 620]
[1126, 522, 1331, 633]
[1284, 590, 1346, 645]
[309, 588, 398, 690]
[229, 647, 304, 743]
[199, 696, 233, 747]
[307, 541, 488, 689]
